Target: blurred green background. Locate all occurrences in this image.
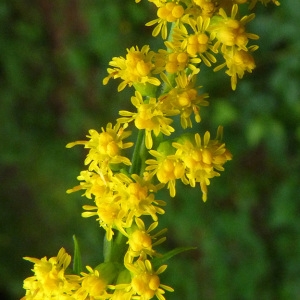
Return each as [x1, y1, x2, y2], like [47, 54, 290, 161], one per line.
[1, 1, 300, 299]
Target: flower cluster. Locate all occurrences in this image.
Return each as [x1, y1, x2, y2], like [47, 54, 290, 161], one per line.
[104, 1, 280, 91]
[21, 248, 119, 300]
[22, 1, 280, 299]
[22, 248, 81, 300]
[146, 126, 232, 201]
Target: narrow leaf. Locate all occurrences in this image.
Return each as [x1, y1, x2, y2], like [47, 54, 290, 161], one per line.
[152, 247, 196, 268]
[72, 235, 82, 275]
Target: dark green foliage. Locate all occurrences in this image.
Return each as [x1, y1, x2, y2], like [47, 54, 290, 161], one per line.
[0, 1, 299, 299]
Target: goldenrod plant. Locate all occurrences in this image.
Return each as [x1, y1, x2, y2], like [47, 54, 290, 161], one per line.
[21, 1, 280, 299]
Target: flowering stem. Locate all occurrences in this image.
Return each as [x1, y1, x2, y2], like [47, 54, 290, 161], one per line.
[105, 112, 147, 266]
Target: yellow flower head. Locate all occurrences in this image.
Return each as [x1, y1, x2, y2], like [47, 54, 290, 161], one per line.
[78, 172, 165, 240]
[75, 266, 112, 300]
[22, 248, 80, 299]
[127, 217, 166, 258]
[146, 147, 187, 197]
[124, 256, 174, 300]
[193, 0, 217, 18]
[155, 40, 201, 75]
[66, 169, 109, 199]
[118, 91, 177, 149]
[159, 72, 209, 128]
[103, 45, 160, 92]
[172, 126, 232, 201]
[172, 16, 217, 67]
[66, 123, 133, 173]
[209, 4, 259, 53]
[82, 193, 127, 240]
[214, 46, 257, 90]
[113, 173, 166, 225]
[146, 1, 188, 39]
[73, 171, 126, 240]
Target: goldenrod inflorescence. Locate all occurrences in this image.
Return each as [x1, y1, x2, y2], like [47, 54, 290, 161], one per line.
[22, 1, 280, 299]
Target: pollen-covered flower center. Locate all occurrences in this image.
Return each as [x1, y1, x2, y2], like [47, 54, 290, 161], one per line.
[157, 2, 184, 22]
[177, 89, 197, 108]
[165, 52, 189, 73]
[98, 132, 119, 157]
[128, 182, 148, 205]
[129, 230, 152, 252]
[194, 0, 215, 16]
[233, 49, 255, 68]
[134, 105, 157, 130]
[126, 52, 153, 80]
[97, 203, 120, 225]
[186, 148, 213, 171]
[187, 33, 209, 56]
[217, 19, 248, 48]
[157, 158, 185, 183]
[34, 261, 53, 281]
[132, 272, 160, 298]
[81, 274, 106, 297]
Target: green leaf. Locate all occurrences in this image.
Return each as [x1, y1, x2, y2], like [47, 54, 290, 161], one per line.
[152, 246, 197, 268]
[72, 235, 83, 275]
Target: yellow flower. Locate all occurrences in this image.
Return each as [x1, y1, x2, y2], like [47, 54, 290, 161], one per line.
[146, 1, 188, 39]
[172, 15, 217, 67]
[122, 256, 174, 300]
[209, 4, 259, 53]
[159, 72, 209, 128]
[77, 172, 165, 240]
[127, 217, 167, 258]
[118, 91, 176, 149]
[172, 126, 232, 201]
[103, 45, 160, 92]
[66, 169, 109, 199]
[154, 45, 201, 76]
[146, 149, 187, 197]
[22, 248, 81, 299]
[82, 193, 127, 241]
[193, 0, 217, 18]
[214, 46, 257, 90]
[75, 266, 112, 300]
[66, 122, 133, 173]
[113, 173, 166, 225]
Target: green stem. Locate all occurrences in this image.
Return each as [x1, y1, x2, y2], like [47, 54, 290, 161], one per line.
[104, 231, 128, 263]
[129, 129, 145, 175]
